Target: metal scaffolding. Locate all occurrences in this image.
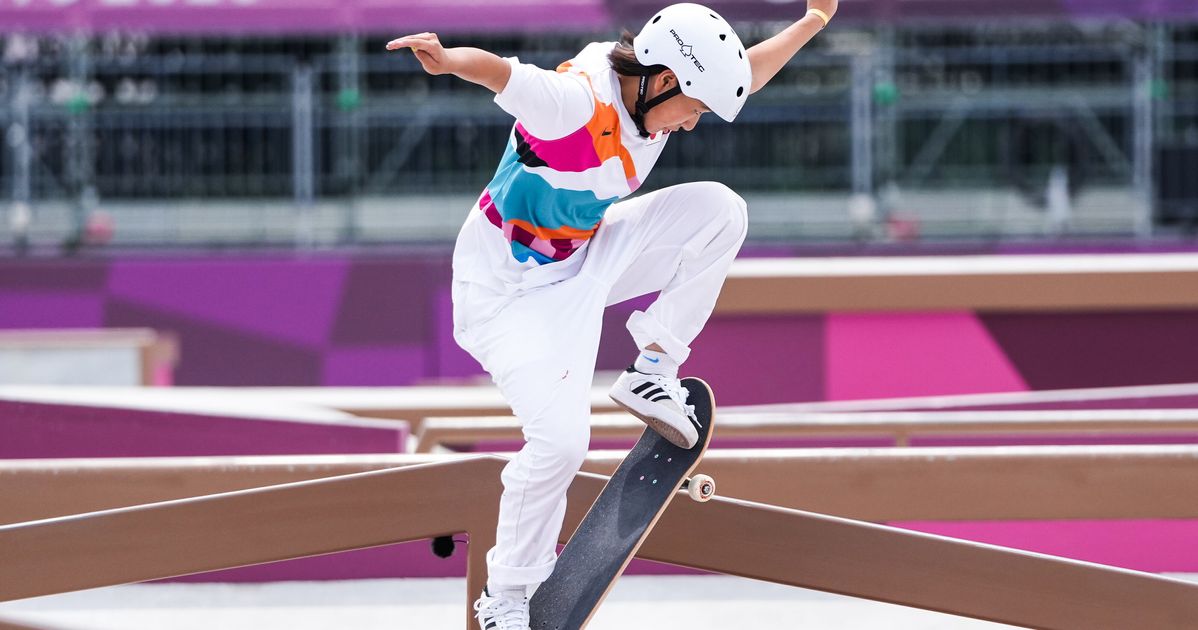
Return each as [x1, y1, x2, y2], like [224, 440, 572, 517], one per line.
[1, 24, 1196, 247]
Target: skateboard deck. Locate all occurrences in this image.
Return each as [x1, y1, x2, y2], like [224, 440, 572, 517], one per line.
[527, 377, 715, 630]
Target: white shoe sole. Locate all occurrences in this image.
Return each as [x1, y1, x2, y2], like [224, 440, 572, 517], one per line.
[609, 386, 699, 449]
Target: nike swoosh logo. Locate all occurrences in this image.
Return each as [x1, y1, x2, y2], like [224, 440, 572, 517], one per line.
[641, 356, 660, 364]
[601, 129, 613, 136]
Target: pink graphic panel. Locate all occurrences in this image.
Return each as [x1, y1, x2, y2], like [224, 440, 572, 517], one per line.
[826, 312, 1029, 400]
[516, 123, 602, 173]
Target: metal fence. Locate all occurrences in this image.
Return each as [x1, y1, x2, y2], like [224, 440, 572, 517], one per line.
[2, 23, 1197, 247]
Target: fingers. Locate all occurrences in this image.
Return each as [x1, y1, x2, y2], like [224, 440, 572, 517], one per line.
[404, 39, 438, 54]
[385, 32, 447, 74]
[386, 39, 437, 54]
[386, 33, 439, 51]
[387, 33, 429, 49]
[386, 36, 415, 51]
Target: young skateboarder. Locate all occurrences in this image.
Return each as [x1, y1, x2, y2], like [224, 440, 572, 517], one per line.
[388, 3, 836, 627]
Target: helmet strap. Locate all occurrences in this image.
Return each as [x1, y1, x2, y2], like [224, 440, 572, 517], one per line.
[633, 73, 683, 138]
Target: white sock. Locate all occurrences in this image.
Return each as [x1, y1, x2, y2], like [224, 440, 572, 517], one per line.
[634, 349, 678, 378]
[487, 582, 526, 600]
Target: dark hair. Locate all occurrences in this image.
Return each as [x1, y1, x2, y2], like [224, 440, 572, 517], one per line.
[607, 29, 668, 77]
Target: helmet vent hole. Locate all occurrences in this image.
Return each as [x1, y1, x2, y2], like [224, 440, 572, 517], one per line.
[736, 86, 744, 97]
[738, 49, 743, 59]
[644, 49, 649, 54]
[719, 34, 727, 41]
[686, 80, 692, 86]
[652, 15, 661, 24]
[710, 13, 718, 19]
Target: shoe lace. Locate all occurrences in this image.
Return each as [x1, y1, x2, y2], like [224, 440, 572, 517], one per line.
[474, 594, 529, 630]
[657, 376, 698, 426]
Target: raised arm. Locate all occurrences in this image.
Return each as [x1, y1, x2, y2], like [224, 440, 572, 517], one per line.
[387, 33, 593, 141]
[386, 32, 512, 94]
[746, 0, 837, 95]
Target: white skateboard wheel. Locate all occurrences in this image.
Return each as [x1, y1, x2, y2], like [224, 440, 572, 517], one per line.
[687, 474, 715, 502]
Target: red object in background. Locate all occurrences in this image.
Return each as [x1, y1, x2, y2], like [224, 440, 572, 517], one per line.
[886, 213, 920, 241]
[84, 210, 114, 246]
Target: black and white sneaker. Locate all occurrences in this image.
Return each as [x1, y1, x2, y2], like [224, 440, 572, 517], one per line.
[609, 366, 700, 449]
[473, 587, 529, 630]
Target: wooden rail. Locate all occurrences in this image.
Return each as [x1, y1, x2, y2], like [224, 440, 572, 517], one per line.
[5, 446, 1197, 526]
[414, 409, 1198, 451]
[2, 457, 1196, 629]
[0, 458, 501, 630]
[0, 618, 58, 630]
[744, 382, 1198, 413]
[717, 254, 1198, 313]
[0, 385, 617, 433]
[7, 382, 1197, 432]
[596, 445, 1198, 522]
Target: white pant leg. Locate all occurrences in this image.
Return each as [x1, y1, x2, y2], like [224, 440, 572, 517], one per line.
[449, 181, 745, 587]
[583, 181, 749, 363]
[452, 274, 606, 587]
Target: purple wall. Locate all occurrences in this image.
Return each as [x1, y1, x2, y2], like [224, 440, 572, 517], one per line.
[1, 0, 1193, 35]
[7, 251, 1198, 405]
[0, 399, 408, 459]
[7, 249, 1198, 583]
[0, 254, 480, 387]
[610, 0, 1198, 24]
[0, 0, 611, 35]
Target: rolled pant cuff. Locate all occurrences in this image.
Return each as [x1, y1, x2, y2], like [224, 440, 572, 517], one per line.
[626, 310, 691, 364]
[486, 548, 558, 588]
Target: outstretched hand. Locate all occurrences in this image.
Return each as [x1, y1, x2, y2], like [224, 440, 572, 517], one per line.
[386, 32, 456, 76]
[807, 0, 838, 21]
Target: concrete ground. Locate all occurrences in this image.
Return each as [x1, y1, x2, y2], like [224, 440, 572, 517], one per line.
[0, 575, 1026, 629]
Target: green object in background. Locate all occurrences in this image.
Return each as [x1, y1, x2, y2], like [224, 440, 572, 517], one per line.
[873, 81, 899, 106]
[1150, 79, 1169, 101]
[338, 88, 362, 111]
[66, 93, 90, 115]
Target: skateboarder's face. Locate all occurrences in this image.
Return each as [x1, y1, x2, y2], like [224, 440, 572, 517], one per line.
[642, 72, 709, 134]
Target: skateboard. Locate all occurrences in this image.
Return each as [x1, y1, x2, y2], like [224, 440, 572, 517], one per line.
[527, 377, 716, 630]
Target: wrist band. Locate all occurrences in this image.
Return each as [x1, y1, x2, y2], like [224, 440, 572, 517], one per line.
[807, 8, 830, 29]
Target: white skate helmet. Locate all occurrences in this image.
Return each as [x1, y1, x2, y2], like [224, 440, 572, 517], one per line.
[632, 3, 752, 123]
